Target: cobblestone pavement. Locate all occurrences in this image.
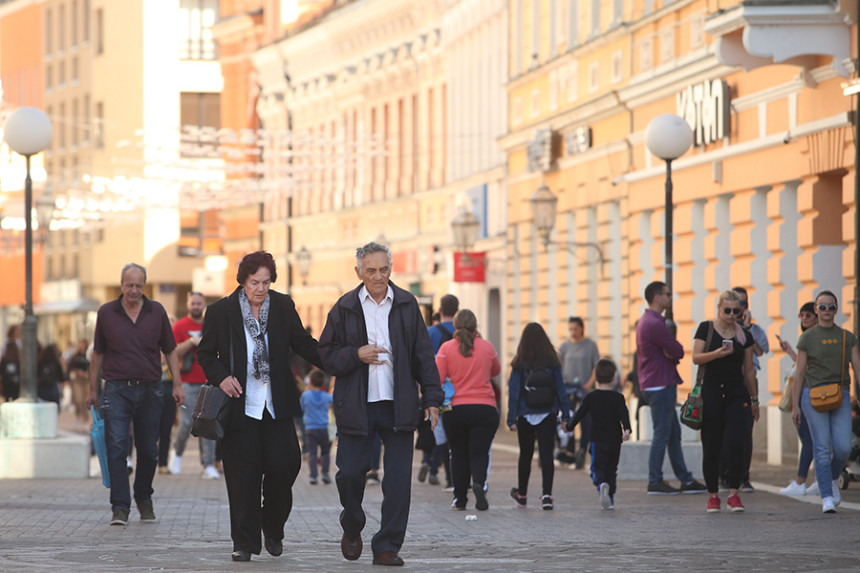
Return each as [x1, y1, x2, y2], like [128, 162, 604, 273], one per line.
[1, 414, 858, 572]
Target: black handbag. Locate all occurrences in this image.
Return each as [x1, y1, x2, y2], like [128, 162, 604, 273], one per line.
[191, 323, 234, 440]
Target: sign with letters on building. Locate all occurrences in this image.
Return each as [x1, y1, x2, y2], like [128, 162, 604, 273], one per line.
[676, 79, 730, 147]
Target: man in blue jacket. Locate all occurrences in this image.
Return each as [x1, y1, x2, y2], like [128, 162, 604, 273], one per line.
[319, 241, 443, 567]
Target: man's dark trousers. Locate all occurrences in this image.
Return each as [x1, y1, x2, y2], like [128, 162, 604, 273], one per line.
[336, 401, 413, 556]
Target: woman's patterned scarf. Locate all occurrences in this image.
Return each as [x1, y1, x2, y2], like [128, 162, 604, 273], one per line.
[238, 289, 270, 384]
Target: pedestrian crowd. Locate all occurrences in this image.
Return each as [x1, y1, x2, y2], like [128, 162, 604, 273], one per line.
[1, 242, 858, 565]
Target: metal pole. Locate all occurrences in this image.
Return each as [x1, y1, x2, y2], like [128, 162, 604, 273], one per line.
[665, 158, 676, 337]
[20, 154, 37, 401]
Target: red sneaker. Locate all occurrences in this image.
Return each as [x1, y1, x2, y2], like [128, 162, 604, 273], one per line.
[727, 494, 745, 513]
[706, 495, 720, 513]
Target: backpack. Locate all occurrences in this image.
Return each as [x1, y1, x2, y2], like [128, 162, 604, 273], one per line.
[434, 324, 456, 411]
[523, 368, 555, 409]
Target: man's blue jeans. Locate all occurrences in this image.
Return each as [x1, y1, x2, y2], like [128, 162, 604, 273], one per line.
[801, 386, 851, 499]
[102, 380, 164, 510]
[646, 385, 693, 486]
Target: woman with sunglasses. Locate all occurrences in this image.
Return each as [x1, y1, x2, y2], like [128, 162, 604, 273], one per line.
[791, 290, 860, 513]
[692, 290, 759, 513]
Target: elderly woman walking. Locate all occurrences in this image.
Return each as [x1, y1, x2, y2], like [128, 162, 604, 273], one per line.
[197, 251, 322, 561]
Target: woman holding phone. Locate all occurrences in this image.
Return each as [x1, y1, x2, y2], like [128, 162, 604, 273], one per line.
[692, 290, 759, 513]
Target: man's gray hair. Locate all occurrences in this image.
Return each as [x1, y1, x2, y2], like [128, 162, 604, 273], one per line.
[121, 263, 147, 284]
[355, 242, 392, 270]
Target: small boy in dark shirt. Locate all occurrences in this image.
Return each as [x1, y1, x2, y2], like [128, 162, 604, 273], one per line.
[566, 358, 631, 509]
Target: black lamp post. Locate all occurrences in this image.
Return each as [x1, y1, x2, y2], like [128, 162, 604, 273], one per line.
[645, 114, 693, 337]
[3, 108, 53, 402]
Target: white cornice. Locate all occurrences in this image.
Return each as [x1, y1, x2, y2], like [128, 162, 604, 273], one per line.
[705, 1, 853, 77]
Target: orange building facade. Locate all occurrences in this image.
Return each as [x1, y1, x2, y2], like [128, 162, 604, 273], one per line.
[503, 0, 857, 462]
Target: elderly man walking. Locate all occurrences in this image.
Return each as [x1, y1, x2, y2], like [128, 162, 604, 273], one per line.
[87, 263, 185, 526]
[319, 241, 443, 567]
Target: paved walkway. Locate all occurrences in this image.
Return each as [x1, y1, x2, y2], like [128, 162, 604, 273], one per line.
[0, 411, 858, 572]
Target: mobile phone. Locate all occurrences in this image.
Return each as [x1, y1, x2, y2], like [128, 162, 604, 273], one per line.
[722, 339, 733, 350]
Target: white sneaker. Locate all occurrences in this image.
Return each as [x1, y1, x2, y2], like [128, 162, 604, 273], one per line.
[599, 483, 611, 510]
[806, 481, 819, 496]
[822, 496, 837, 513]
[779, 480, 806, 496]
[202, 465, 221, 480]
[831, 480, 841, 506]
[169, 455, 182, 475]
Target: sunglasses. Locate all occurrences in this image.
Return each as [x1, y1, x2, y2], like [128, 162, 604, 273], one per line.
[817, 304, 837, 312]
[722, 307, 742, 315]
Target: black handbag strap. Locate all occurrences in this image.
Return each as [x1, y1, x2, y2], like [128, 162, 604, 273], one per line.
[228, 321, 235, 377]
[694, 321, 715, 388]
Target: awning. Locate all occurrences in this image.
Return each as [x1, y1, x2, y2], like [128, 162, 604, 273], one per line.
[33, 298, 101, 315]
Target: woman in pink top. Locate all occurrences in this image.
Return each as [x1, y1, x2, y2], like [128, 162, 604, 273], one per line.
[436, 309, 501, 511]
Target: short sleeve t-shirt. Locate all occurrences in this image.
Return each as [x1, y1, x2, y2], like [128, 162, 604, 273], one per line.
[797, 325, 858, 388]
[694, 321, 753, 388]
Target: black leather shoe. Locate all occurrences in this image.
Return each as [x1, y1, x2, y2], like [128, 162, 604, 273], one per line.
[264, 534, 283, 557]
[341, 533, 362, 561]
[372, 551, 404, 566]
[231, 550, 251, 562]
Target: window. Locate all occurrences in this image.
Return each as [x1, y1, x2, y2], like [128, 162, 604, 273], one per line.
[690, 14, 704, 49]
[95, 8, 103, 55]
[95, 101, 104, 148]
[530, 88, 540, 118]
[512, 95, 522, 127]
[567, 61, 579, 102]
[45, 64, 53, 90]
[179, 92, 220, 157]
[59, 61, 66, 87]
[83, 0, 90, 42]
[59, 103, 66, 148]
[588, 61, 599, 93]
[660, 27, 674, 63]
[639, 37, 653, 72]
[178, 0, 218, 60]
[59, 4, 66, 51]
[611, 50, 623, 84]
[83, 94, 90, 145]
[72, 57, 78, 82]
[72, 99, 79, 146]
[72, 0, 78, 46]
[45, 8, 52, 55]
[549, 70, 559, 111]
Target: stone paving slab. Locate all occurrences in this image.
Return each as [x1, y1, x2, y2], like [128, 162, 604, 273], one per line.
[1, 417, 858, 572]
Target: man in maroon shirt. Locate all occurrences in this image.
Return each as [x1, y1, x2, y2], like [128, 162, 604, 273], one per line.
[87, 263, 185, 526]
[636, 281, 705, 495]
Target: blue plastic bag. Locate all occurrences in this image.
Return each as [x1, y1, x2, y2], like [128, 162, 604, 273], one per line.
[90, 406, 110, 488]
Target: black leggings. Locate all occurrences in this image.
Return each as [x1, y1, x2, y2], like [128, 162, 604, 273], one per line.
[516, 415, 556, 496]
[442, 404, 499, 503]
[701, 384, 751, 494]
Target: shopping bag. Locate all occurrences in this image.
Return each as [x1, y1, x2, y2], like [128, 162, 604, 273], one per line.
[90, 405, 110, 488]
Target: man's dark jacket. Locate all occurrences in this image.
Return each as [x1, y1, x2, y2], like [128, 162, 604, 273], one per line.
[197, 287, 322, 421]
[318, 281, 443, 436]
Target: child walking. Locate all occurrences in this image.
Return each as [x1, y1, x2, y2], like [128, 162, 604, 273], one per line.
[300, 370, 333, 485]
[566, 358, 631, 509]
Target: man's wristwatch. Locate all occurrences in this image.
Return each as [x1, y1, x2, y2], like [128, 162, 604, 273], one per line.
[750, 397, 759, 404]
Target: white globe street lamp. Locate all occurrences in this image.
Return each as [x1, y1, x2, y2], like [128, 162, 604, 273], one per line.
[3, 107, 53, 402]
[645, 114, 692, 335]
[451, 208, 481, 251]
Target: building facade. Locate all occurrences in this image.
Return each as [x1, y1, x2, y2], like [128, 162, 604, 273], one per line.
[503, 0, 857, 463]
